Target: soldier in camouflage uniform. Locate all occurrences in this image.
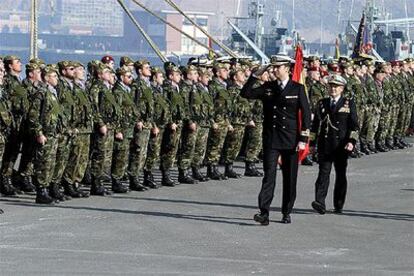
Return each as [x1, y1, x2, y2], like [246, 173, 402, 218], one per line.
[397, 60, 413, 147]
[0, 63, 15, 196]
[28, 65, 63, 204]
[205, 63, 231, 180]
[223, 68, 252, 178]
[372, 66, 388, 152]
[143, 67, 170, 188]
[177, 65, 199, 184]
[110, 66, 138, 193]
[244, 67, 264, 177]
[160, 65, 185, 186]
[378, 62, 397, 150]
[307, 66, 328, 114]
[16, 61, 45, 193]
[61, 61, 93, 198]
[129, 59, 156, 191]
[89, 63, 123, 195]
[404, 58, 414, 136]
[1, 55, 29, 195]
[51, 61, 79, 197]
[362, 60, 380, 153]
[387, 62, 405, 149]
[190, 68, 214, 182]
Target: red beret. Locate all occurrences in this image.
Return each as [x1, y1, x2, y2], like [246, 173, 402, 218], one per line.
[101, 55, 114, 64]
[390, 60, 401, 67]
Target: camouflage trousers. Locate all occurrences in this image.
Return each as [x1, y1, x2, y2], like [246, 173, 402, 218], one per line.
[62, 133, 90, 184]
[145, 127, 164, 172]
[90, 129, 114, 180]
[358, 106, 373, 145]
[160, 124, 182, 170]
[245, 123, 263, 163]
[0, 132, 5, 170]
[17, 130, 35, 177]
[178, 125, 198, 170]
[51, 134, 72, 184]
[222, 124, 245, 164]
[205, 120, 229, 165]
[128, 128, 150, 177]
[191, 126, 210, 168]
[386, 105, 399, 141]
[395, 104, 412, 138]
[34, 136, 59, 188]
[111, 137, 131, 180]
[366, 106, 381, 145]
[1, 129, 22, 176]
[375, 107, 390, 145]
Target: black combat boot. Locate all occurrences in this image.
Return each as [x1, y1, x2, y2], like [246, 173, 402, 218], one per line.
[49, 182, 65, 202]
[129, 175, 148, 191]
[224, 163, 241, 178]
[0, 176, 17, 196]
[90, 177, 108, 196]
[360, 143, 371, 155]
[143, 170, 159, 189]
[385, 139, 395, 150]
[207, 165, 222, 180]
[394, 137, 405, 149]
[19, 175, 36, 193]
[368, 143, 378, 153]
[376, 143, 388, 152]
[161, 169, 176, 187]
[252, 163, 264, 176]
[73, 182, 90, 198]
[244, 162, 261, 177]
[35, 187, 54, 204]
[111, 178, 128, 193]
[191, 166, 208, 182]
[178, 168, 197, 184]
[399, 138, 409, 148]
[63, 179, 81, 198]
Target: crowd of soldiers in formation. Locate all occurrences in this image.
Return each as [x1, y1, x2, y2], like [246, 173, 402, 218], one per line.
[0, 53, 412, 205]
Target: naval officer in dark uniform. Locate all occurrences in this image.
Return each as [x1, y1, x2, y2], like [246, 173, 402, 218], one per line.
[309, 75, 359, 215]
[241, 56, 311, 225]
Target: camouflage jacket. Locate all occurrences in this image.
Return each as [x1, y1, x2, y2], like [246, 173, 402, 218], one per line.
[179, 80, 195, 123]
[72, 81, 94, 134]
[364, 74, 382, 107]
[113, 81, 139, 138]
[390, 74, 404, 104]
[89, 79, 122, 132]
[209, 78, 232, 123]
[3, 73, 29, 130]
[228, 84, 251, 126]
[163, 80, 186, 124]
[151, 83, 172, 127]
[28, 84, 63, 137]
[0, 85, 14, 135]
[57, 77, 77, 133]
[308, 80, 328, 113]
[131, 77, 155, 127]
[193, 83, 215, 127]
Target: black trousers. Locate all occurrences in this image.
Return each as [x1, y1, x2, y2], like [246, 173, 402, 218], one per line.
[314, 151, 348, 210]
[259, 148, 298, 216]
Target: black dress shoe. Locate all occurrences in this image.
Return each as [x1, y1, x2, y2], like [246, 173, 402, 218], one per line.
[253, 213, 269, 226]
[333, 208, 343, 214]
[281, 214, 291, 224]
[301, 156, 313, 166]
[311, 201, 326, 214]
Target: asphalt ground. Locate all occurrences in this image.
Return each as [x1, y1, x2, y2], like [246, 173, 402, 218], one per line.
[0, 147, 413, 275]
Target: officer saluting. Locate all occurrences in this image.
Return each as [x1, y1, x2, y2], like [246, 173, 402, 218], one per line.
[241, 56, 311, 225]
[310, 75, 359, 215]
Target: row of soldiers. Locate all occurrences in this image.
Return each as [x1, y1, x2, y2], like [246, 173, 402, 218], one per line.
[305, 56, 414, 159]
[0, 54, 265, 204]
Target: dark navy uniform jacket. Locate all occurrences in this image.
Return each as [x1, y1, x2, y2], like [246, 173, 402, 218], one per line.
[310, 96, 359, 155]
[241, 76, 311, 150]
